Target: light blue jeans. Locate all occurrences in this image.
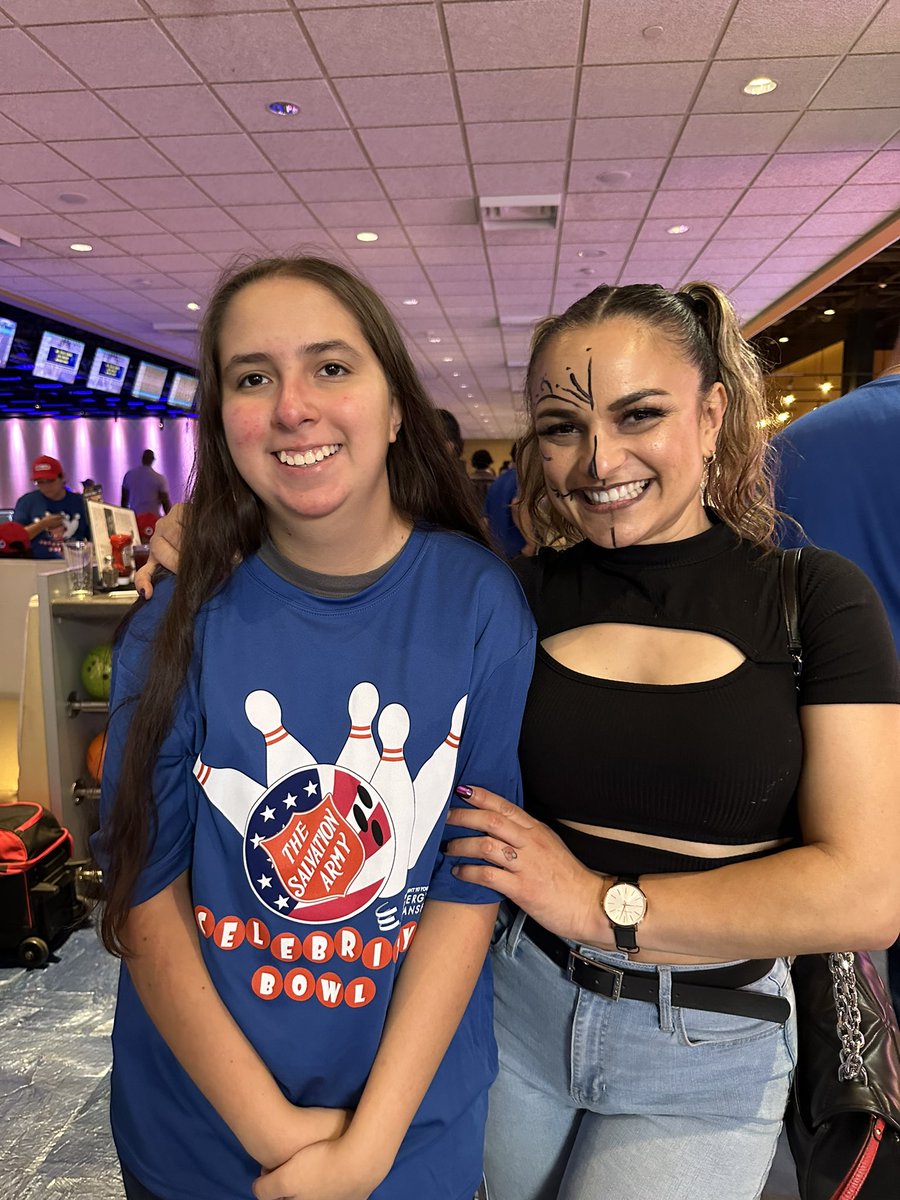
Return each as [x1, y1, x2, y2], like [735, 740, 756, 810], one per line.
[484, 908, 797, 1200]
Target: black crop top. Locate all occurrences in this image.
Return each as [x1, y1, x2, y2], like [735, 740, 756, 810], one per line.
[514, 521, 900, 876]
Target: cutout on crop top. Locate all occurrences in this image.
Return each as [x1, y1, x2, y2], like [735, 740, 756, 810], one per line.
[542, 622, 746, 687]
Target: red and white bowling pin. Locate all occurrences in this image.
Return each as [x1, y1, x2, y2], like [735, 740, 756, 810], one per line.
[244, 689, 315, 785]
[335, 681, 381, 781]
[410, 695, 467, 863]
[194, 757, 261, 834]
[371, 703, 414, 897]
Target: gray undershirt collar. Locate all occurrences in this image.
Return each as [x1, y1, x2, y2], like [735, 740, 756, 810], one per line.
[257, 538, 403, 598]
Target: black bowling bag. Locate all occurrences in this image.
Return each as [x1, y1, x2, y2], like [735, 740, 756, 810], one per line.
[0, 801, 87, 966]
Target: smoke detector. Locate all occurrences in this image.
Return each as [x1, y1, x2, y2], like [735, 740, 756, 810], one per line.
[479, 195, 561, 231]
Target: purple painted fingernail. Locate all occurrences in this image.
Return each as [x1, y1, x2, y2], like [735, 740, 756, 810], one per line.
[138, 587, 147, 600]
[455, 785, 473, 799]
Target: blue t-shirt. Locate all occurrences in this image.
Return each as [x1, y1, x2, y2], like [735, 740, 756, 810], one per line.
[772, 373, 900, 652]
[96, 527, 536, 1200]
[483, 469, 525, 559]
[12, 488, 88, 558]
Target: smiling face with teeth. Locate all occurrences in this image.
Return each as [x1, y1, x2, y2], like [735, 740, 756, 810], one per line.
[218, 275, 405, 570]
[532, 316, 726, 549]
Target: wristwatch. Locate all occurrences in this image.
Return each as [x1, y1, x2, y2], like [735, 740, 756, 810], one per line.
[602, 875, 647, 954]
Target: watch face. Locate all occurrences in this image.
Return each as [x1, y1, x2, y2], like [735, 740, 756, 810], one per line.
[603, 882, 647, 926]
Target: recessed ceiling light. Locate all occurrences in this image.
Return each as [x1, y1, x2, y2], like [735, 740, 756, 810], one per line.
[597, 170, 631, 186]
[58, 192, 88, 205]
[186, 301, 200, 312]
[743, 77, 778, 96]
[783, 394, 796, 406]
[267, 101, 300, 116]
[878, 282, 888, 289]
[667, 224, 690, 235]
[776, 410, 790, 422]
[778, 336, 789, 343]
[823, 308, 835, 316]
[468, 394, 474, 399]
[69, 243, 93, 252]
[451, 372, 460, 378]
[403, 298, 418, 305]
[642, 24, 664, 40]
[819, 381, 833, 393]
[427, 335, 442, 343]
[356, 231, 378, 242]
[577, 248, 607, 258]
[442, 356, 454, 363]
[579, 267, 597, 276]
[460, 383, 468, 389]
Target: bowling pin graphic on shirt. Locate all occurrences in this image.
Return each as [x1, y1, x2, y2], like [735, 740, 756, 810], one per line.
[410, 695, 467, 864]
[335, 682, 381, 780]
[371, 704, 415, 897]
[244, 689, 315, 785]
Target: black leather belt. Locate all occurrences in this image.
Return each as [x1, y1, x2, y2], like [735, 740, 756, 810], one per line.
[522, 916, 791, 1026]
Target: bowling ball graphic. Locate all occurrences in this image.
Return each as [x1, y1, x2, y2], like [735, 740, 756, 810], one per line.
[85, 731, 107, 782]
[81, 644, 113, 701]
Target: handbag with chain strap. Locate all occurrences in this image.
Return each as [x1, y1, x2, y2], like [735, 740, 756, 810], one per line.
[779, 547, 900, 1199]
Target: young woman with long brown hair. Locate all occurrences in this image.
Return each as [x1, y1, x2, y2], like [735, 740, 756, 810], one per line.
[96, 254, 535, 1200]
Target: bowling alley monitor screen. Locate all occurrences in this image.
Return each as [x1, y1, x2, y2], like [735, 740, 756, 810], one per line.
[87, 347, 130, 395]
[0, 316, 15, 368]
[132, 360, 169, 401]
[32, 330, 85, 385]
[166, 371, 198, 410]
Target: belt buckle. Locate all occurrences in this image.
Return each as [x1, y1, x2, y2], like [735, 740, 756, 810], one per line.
[567, 948, 625, 1001]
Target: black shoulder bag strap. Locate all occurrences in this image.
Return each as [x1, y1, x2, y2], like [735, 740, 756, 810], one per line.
[779, 548, 803, 689]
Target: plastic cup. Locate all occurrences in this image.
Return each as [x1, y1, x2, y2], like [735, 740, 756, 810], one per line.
[63, 540, 93, 597]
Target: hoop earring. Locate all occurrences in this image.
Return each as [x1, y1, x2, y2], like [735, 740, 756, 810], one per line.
[701, 450, 717, 501]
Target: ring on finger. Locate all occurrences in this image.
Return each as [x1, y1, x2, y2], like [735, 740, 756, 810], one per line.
[502, 846, 518, 863]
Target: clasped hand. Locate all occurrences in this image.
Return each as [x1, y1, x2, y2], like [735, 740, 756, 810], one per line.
[445, 787, 606, 945]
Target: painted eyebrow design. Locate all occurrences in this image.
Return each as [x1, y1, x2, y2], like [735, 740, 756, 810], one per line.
[536, 358, 594, 409]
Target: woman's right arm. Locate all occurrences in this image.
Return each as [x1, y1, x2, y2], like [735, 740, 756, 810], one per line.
[124, 869, 348, 1168]
[134, 502, 186, 596]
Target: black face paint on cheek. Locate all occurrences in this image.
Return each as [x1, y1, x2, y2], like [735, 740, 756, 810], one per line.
[610, 525, 617, 548]
[588, 434, 599, 481]
[550, 486, 575, 500]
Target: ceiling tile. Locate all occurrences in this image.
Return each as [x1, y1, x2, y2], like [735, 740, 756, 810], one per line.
[560, 218, 641, 242]
[812, 56, 900, 109]
[579, 63, 705, 118]
[732, 185, 834, 214]
[163, 12, 318, 81]
[211, 80, 346, 133]
[661, 155, 768, 189]
[568, 160, 666, 192]
[0, 28, 81, 91]
[793, 210, 894, 237]
[303, 5, 446, 76]
[675, 111, 796, 156]
[307, 199, 398, 227]
[853, 1, 900, 53]
[151, 134, 272, 175]
[99, 86, 240, 137]
[467, 121, 569, 164]
[335, 74, 456, 128]
[716, 213, 806, 238]
[394, 198, 477, 225]
[50, 138, 173, 179]
[284, 170, 385, 203]
[138, 252, 217, 272]
[584, 0, 732, 64]
[255, 130, 367, 171]
[566, 192, 652, 219]
[473, 163, 566, 194]
[106, 232, 192, 255]
[754, 150, 869, 185]
[32, 20, 199, 88]
[71, 210, 167, 236]
[0, 112, 33, 142]
[195, 174, 297, 206]
[0, 91, 135, 141]
[849, 151, 900, 183]
[2, 143, 88, 183]
[377, 165, 471, 200]
[148, 0, 289, 11]
[15, 179, 129, 211]
[2, 1, 144, 20]
[780, 109, 900, 152]
[574, 116, 681, 160]
[223, 204, 317, 231]
[106, 175, 217, 207]
[457, 69, 575, 123]
[648, 189, 743, 217]
[445, 0, 582, 71]
[419, 245, 487, 266]
[405, 225, 482, 246]
[640, 216, 723, 240]
[180, 230, 266, 253]
[327, 226, 410, 249]
[693, 57, 838, 113]
[5, 213, 91, 238]
[144, 207, 239, 233]
[359, 125, 466, 168]
[717, 0, 882, 57]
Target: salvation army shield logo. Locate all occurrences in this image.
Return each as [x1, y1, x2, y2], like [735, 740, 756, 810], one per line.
[243, 763, 395, 924]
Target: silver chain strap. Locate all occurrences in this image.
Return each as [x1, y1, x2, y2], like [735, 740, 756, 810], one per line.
[829, 951, 868, 1084]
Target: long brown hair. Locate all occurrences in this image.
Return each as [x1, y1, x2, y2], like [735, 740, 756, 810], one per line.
[518, 282, 776, 549]
[99, 254, 487, 955]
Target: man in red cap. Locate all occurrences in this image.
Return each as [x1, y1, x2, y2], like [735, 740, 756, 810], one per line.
[13, 454, 89, 558]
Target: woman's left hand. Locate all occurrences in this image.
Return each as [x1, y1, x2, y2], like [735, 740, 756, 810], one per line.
[445, 787, 607, 944]
[254, 1136, 385, 1200]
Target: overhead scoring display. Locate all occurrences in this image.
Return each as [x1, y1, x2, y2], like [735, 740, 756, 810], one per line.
[87, 348, 130, 395]
[33, 331, 85, 385]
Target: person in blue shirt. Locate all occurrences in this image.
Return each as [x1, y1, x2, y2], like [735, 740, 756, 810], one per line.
[13, 454, 88, 558]
[773, 325, 900, 1018]
[483, 449, 527, 559]
[94, 254, 535, 1200]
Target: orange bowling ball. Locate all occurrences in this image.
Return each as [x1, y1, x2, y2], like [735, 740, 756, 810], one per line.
[85, 732, 107, 782]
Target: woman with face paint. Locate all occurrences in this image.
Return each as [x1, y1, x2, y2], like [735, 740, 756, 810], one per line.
[443, 283, 900, 1200]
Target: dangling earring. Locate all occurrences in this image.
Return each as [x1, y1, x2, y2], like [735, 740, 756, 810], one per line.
[701, 450, 716, 503]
